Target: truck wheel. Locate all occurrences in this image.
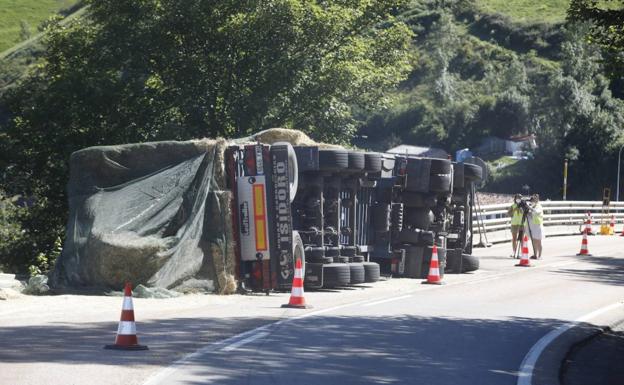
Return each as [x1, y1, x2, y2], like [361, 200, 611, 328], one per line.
[308, 256, 334, 264]
[305, 246, 325, 258]
[461, 253, 479, 272]
[272, 142, 299, 202]
[429, 174, 451, 193]
[318, 149, 349, 171]
[452, 163, 464, 189]
[347, 151, 365, 171]
[341, 246, 357, 257]
[337, 256, 350, 263]
[429, 159, 452, 174]
[364, 152, 382, 172]
[325, 246, 340, 257]
[362, 262, 380, 282]
[323, 263, 351, 288]
[464, 163, 483, 182]
[348, 263, 366, 284]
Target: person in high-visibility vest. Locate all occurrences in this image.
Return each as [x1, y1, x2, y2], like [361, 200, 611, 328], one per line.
[507, 194, 524, 258]
[527, 194, 544, 259]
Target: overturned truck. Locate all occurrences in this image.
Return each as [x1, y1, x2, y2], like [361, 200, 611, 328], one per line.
[226, 140, 483, 292]
[52, 129, 482, 293]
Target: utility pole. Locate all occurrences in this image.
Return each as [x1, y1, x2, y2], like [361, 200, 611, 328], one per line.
[563, 159, 568, 200]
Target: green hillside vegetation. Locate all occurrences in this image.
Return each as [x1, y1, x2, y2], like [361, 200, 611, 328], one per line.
[0, 0, 80, 52]
[476, 0, 571, 23]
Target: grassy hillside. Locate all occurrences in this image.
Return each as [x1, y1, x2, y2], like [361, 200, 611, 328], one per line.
[476, 0, 570, 23]
[0, 0, 79, 52]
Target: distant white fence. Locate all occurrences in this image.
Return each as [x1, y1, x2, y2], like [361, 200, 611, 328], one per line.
[472, 201, 624, 245]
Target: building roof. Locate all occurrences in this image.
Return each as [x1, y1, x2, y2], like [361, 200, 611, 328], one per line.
[386, 145, 448, 159]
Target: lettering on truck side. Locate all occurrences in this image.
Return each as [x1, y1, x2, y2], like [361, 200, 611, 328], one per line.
[273, 157, 294, 282]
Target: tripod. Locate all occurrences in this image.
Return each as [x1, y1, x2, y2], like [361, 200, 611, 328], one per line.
[513, 203, 537, 259]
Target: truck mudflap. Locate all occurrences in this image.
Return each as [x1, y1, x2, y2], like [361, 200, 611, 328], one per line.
[304, 262, 324, 289]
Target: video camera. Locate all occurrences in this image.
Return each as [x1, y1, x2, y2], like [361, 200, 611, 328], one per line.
[514, 194, 534, 211]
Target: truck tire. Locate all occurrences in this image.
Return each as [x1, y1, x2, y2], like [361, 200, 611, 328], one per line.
[347, 151, 365, 171]
[445, 248, 463, 273]
[336, 256, 350, 263]
[418, 230, 434, 246]
[308, 256, 334, 264]
[364, 152, 382, 172]
[362, 262, 380, 282]
[429, 174, 451, 193]
[348, 263, 366, 284]
[461, 253, 479, 272]
[452, 163, 464, 189]
[325, 246, 340, 257]
[305, 246, 325, 258]
[272, 142, 299, 202]
[464, 163, 483, 182]
[323, 263, 351, 288]
[341, 246, 357, 257]
[318, 149, 348, 171]
[429, 158, 452, 174]
[352, 255, 365, 263]
[403, 245, 425, 278]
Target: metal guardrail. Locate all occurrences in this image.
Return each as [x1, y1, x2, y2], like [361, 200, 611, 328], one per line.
[472, 201, 624, 245]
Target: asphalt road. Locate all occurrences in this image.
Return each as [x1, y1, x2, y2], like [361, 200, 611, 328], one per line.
[1, 235, 623, 385]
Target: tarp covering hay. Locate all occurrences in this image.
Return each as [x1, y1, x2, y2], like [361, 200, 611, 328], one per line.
[51, 128, 323, 293]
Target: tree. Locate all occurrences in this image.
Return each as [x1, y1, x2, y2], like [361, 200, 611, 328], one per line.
[0, 0, 413, 272]
[568, 0, 624, 81]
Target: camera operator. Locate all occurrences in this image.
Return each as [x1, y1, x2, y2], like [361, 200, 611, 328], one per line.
[507, 194, 523, 258]
[527, 194, 544, 259]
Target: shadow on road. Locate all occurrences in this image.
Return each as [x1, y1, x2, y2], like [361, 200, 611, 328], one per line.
[0, 313, 594, 385]
[554, 254, 624, 287]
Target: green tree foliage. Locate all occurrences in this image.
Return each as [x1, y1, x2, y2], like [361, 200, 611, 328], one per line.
[568, 0, 624, 80]
[0, 0, 413, 272]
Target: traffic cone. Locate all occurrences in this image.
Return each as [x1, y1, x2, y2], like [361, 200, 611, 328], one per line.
[104, 282, 148, 350]
[422, 244, 444, 285]
[282, 258, 310, 309]
[515, 234, 532, 267]
[586, 212, 594, 235]
[576, 228, 592, 256]
[610, 215, 615, 235]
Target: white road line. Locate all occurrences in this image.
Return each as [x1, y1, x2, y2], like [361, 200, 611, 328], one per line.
[221, 331, 269, 351]
[363, 295, 412, 307]
[516, 301, 624, 385]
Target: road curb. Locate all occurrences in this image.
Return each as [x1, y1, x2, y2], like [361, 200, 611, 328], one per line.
[531, 305, 624, 385]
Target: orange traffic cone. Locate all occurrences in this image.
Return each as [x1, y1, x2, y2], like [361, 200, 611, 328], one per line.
[515, 234, 532, 267]
[585, 212, 594, 235]
[610, 215, 615, 235]
[104, 283, 148, 350]
[282, 258, 310, 309]
[422, 244, 444, 285]
[576, 228, 592, 256]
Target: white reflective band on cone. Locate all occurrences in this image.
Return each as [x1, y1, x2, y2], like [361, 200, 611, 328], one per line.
[122, 297, 134, 310]
[117, 321, 137, 335]
[291, 287, 304, 297]
[430, 268, 440, 276]
[294, 269, 303, 279]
